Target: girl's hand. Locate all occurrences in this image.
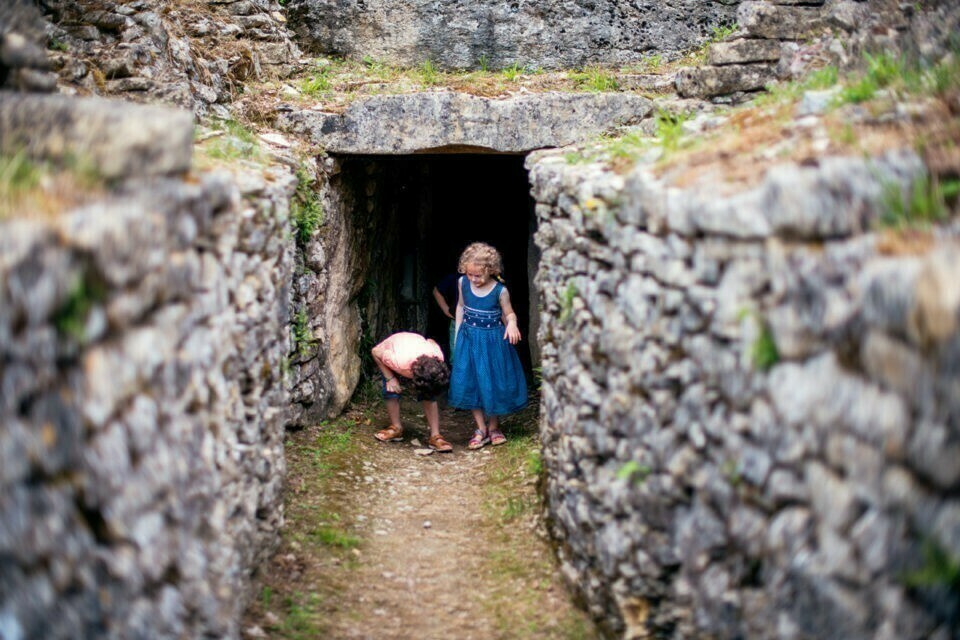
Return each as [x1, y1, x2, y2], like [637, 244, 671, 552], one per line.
[504, 323, 521, 345]
[385, 377, 401, 394]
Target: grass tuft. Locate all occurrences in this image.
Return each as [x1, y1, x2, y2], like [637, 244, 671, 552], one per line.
[880, 175, 955, 229]
[569, 65, 620, 92]
[501, 62, 525, 82]
[419, 59, 440, 86]
[656, 109, 690, 154]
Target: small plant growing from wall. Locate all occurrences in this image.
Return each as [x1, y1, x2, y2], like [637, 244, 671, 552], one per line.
[292, 307, 317, 359]
[739, 308, 780, 371]
[292, 164, 324, 246]
[902, 540, 960, 590]
[751, 323, 779, 371]
[560, 282, 579, 322]
[617, 460, 652, 485]
[54, 272, 107, 342]
[901, 539, 960, 628]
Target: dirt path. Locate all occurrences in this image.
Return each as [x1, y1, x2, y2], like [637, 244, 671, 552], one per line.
[243, 396, 598, 640]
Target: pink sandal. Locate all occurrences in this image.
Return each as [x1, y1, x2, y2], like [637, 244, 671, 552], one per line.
[468, 430, 490, 450]
[489, 429, 506, 446]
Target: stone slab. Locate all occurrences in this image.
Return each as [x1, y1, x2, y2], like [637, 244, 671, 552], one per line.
[675, 63, 779, 98]
[707, 38, 784, 66]
[277, 91, 654, 154]
[738, 1, 826, 39]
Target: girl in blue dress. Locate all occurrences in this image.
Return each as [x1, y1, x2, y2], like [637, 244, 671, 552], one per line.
[448, 242, 528, 449]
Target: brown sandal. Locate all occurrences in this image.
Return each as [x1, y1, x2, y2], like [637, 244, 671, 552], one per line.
[375, 425, 403, 442]
[427, 434, 453, 453]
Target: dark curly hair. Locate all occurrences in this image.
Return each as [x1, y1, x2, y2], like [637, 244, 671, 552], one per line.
[410, 355, 450, 399]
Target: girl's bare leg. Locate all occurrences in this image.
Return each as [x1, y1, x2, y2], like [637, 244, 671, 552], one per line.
[471, 408, 488, 434]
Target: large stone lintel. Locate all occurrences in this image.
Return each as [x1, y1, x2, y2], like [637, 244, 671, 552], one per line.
[0, 91, 193, 179]
[276, 92, 654, 155]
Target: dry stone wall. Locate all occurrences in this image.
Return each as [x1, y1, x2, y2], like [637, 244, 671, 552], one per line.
[2, 0, 302, 114]
[0, 100, 296, 638]
[529, 147, 960, 638]
[286, 0, 740, 70]
[677, 0, 960, 100]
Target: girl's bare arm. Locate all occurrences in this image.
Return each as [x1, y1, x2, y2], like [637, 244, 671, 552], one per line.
[455, 278, 464, 336]
[500, 288, 521, 345]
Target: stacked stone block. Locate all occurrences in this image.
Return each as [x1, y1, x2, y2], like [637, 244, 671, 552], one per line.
[40, 0, 301, 112]
[529, 146, 960, 638]
[0, 102, 296, 638]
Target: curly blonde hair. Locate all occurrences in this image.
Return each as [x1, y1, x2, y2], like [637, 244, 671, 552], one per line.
[457, 242, 503, 277]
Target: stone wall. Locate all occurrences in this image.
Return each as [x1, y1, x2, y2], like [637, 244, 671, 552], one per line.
[529, 147, 960, 638]
[676, 0, 960, 100]
[0, 98, 296, 638]
[286, 0, 740, 70]
[3, 0, 301, 114]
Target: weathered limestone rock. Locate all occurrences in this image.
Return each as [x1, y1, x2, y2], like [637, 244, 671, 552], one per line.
[286, 0, 740, 70]
[0, 1, 57, 92]
[278, 92, 654, 154]
[738, 0, 825, 39]
[528, 139, 960, 637]
[0, 163, 296, 638]
[707, 38, 783, 65]
[676, 63, 779, 98]
[0, 92, 193, 179]
[30, 0, 302, 113]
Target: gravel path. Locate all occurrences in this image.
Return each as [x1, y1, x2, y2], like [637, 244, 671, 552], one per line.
[244, 399, 597, 639]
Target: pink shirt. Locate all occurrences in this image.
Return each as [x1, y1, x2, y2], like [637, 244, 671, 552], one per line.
[373, 332, 444, 378]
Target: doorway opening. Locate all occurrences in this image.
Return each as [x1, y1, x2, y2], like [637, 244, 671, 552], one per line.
[332, 153, 538, 380]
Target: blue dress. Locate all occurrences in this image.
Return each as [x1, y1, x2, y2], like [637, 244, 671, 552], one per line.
[448, 278, 528, 416]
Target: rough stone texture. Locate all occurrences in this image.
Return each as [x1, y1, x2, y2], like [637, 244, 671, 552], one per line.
[284, 154, 358, 425]
[277, 92, 654, 154]
[0, 92, 193, 179]
[38, 0, 302, 114]
[676, 63, 778, 98]
[738, 1, 825, 39]
[529, 144, 960, 638]
[0, 1, 58, 93]
[674, 0, 960, 101]
[0, 164, 297, 638]
[286, 0, 741, 70]
[706, 38, 783, 66]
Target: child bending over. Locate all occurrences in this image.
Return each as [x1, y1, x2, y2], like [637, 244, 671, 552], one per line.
[371, 331, 453, 452]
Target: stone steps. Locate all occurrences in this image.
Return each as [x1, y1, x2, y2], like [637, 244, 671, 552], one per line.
[676, 0, 830, 100]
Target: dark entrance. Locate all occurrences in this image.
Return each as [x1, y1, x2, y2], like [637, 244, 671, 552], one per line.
[334, 153, 537, 376]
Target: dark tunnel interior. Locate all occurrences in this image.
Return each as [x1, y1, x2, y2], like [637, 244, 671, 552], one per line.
[336, 153, 538, 377]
